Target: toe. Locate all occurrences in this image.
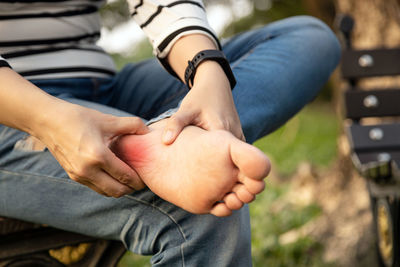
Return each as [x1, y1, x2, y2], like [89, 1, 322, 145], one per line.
[230, 140, 271, 179]
[210, 203, 232, 217]
[232, 184, 255, 203]
[223, 193, 244, 210]
[242, 177, 265, 195]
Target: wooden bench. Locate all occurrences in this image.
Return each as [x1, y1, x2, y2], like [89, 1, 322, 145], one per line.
[338, 14, 400, 267]
[0, 216, 126, 266]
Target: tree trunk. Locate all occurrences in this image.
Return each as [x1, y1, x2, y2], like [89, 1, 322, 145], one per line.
[335, 0, 400, 89]
[335, 0, 400, 48]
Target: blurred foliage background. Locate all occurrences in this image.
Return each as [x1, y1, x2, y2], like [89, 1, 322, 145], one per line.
[97, 0, 387, 266]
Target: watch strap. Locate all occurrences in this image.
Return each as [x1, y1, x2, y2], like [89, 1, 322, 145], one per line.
[184, 50, 236, 90]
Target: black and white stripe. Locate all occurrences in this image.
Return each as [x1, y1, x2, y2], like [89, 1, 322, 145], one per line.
[133, 1, 205, 27]
[0, 33, 101, 48]
[4, 48, 116, 79]
[128, 0, 219, 58]
[0, 6, 98, 20]
[0, 0, 219, 79]
[0, 0, 113, 78]
[0, 56, 11, 68]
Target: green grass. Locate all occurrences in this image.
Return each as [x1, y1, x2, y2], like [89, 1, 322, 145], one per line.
[250, 102, 338, 267]
[254, 103, 339, 176]
[250, 182, 332, 267]
[118, 253, 151, 267]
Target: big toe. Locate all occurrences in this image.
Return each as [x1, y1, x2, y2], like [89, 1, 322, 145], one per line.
[230, 139, 271, 180]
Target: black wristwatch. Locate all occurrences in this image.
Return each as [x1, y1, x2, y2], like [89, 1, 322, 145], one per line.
[184, 50, 236, 90]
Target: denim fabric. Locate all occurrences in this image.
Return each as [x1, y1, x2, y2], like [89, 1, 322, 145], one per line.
[0, 16, 340, 266]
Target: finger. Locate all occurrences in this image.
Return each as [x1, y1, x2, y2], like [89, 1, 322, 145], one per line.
[72, 171, 134, 198]
[109, 116, 149, 136]
[75, 178, 108, 196]
[102, 149, 146, 190]
[228, 122, 245, 141]
[230, 128, 245, 142]
[94, 170, 135, 197]
[162, 112, 196, 145]
[239, 131, 246, 142]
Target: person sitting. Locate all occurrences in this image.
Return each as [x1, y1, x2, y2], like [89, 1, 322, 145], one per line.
[0, 0, 341, 265]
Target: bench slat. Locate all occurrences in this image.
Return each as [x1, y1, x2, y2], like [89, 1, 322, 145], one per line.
[346, 123, 400, 152]
[356, 151, 400, 165]
[350, 149, 400, 181]
[341, 49, 400, 78]
[345, 89, 400, 119]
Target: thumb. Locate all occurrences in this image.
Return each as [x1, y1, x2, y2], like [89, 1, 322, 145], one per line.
[162, 112, 194, 145]
[111, 116, 149, 136]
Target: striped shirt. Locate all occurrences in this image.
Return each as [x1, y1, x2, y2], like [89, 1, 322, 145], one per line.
[0, 0, 219, 80]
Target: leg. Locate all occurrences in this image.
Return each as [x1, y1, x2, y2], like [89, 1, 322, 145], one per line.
[29, 63, 186, 121]
[222, 16, 341, 143]
[0, 98, 252, 266]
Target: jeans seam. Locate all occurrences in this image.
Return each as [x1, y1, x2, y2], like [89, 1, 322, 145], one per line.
[125, 194, 188, 242]
[0, 168, 188, 237]
[0, 168, 71, 183]
[0, 168, 188, 263]
[181, 245, 185, 267]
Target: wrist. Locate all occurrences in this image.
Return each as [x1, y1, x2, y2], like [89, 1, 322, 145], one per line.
[168, 34, 217, 81]
[30, 97, 77, 139]
[184, 50, 236, 90]
[193, 61, 230, 89]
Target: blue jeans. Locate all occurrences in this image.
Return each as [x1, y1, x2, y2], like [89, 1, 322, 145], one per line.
[0, 16, 340, 266]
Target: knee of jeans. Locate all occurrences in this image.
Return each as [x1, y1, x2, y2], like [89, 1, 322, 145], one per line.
[14, 135, 47, 152]
[293, 16, 342, 67]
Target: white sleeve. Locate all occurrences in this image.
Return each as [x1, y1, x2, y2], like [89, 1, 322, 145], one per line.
[127, 0, 221, 59]
[0, 55, 11, 68]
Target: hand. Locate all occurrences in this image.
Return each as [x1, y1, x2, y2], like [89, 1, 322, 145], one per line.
[162, 61, 245, 144]
[36, 103, 149, 197]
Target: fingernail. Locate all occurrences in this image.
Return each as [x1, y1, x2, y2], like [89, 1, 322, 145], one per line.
[163, 130, 173, 142]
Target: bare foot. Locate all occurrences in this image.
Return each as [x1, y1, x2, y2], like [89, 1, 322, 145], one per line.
[111, 120, 270, 217]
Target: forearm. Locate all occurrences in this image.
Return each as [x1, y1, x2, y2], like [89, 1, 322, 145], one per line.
[0, 67, 147, 195]
[0, 67, 67, 136]
[167, 34, 224, 82]
[161, 34, 244, 144]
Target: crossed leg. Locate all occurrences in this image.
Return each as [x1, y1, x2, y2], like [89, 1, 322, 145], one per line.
[111, 118, 270, 217]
